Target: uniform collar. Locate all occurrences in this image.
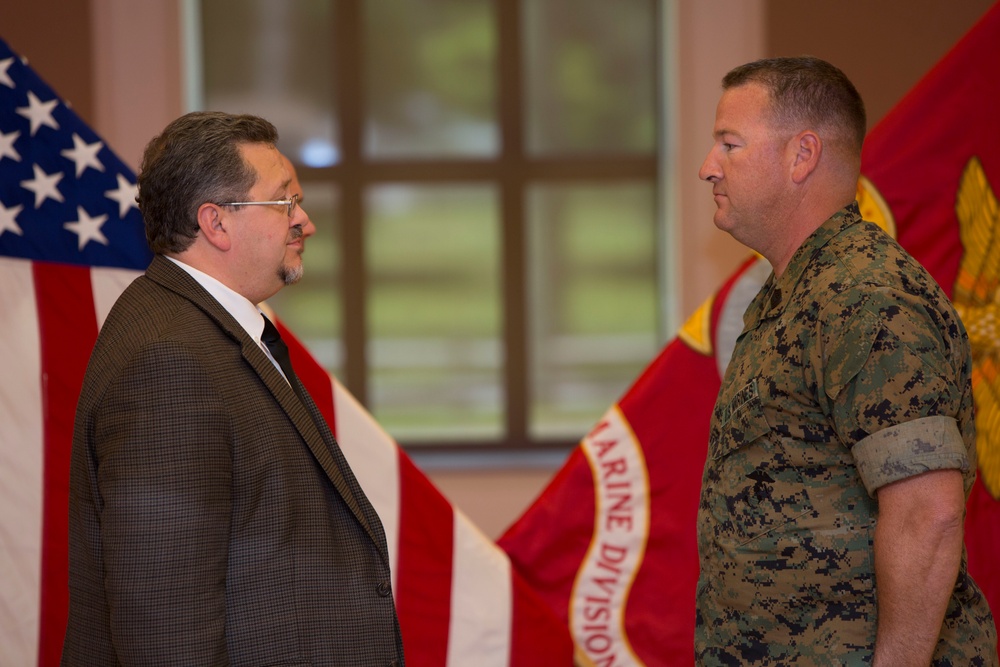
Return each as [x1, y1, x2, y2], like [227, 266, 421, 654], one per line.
[744, 202, 863, 326]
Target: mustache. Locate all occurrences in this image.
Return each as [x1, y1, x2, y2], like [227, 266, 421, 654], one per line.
[289, 224, 304, 241]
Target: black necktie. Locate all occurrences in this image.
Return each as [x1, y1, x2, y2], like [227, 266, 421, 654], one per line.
[260, 313, 307, 404]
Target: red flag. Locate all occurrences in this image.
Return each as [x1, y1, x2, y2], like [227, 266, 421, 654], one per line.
[499, 257, 763, 665]
[856, 1, 1000, 621]
[499, 2, 1000, 663]
[0, 37, 573, 666]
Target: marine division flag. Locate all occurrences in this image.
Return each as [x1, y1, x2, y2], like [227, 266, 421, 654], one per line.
[855, 0, 1000, 621]
[498, 2, 1000, 663]
[0, 36, 572, 667]
[498, 257, 763, 666]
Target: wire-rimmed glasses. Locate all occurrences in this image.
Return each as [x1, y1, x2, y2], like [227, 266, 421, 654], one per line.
[216, 193, 300, 218]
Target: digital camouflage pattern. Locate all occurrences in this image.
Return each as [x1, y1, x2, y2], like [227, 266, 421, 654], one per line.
[695, 203, 998, 665]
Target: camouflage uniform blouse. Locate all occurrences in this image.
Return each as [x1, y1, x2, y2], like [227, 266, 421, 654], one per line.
[695, 203, 997, 665]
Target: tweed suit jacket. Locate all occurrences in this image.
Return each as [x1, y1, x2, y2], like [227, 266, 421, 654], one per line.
[62, 255, 405, 666]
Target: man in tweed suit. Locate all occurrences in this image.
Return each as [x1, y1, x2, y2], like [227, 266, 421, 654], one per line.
[62, 112, 405, 666]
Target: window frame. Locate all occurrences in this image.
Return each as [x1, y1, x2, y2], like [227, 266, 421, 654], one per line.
[204, 0, 663, 451]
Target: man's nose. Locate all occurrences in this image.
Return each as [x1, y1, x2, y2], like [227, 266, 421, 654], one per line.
[301, 215, 317, 238]
[698, 149, 719, 182]
[291, 205, 316, 238]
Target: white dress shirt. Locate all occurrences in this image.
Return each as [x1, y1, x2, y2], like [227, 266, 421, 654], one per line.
[164, 256, 288, 382]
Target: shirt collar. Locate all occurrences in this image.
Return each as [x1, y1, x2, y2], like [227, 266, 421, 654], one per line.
[164, 256, 266, 344]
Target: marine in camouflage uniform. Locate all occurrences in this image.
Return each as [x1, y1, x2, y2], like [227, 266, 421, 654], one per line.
[695, 201, 998, 664]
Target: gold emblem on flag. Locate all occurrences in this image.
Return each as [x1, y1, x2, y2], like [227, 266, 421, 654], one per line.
[678, 295, 715, 355]
[857, 174, 897, 238]
[954, 156, 1000, 499]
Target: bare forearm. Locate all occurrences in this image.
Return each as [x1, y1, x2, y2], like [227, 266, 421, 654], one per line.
[872, 469, 965, 666]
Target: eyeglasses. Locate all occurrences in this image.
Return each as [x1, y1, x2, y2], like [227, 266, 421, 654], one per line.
[216, 193, 300, 218]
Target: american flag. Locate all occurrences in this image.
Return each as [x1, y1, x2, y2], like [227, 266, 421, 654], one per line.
[0, 36, 572, 666]
[0, 36, 150, 667]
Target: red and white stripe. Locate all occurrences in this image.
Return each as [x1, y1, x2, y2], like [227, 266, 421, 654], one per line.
[284, 319, 571, 666]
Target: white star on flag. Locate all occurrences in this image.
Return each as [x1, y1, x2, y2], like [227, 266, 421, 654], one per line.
[0, 129, 19, 162]
[105, 173, 139, 218]
[0, 202, 24, 237]
[64, 206, 109, 251]
[21, 163, 64, 207]
[16, 90, 60, 136]
[0, 57, 13, 88]
[61, 133, 104, 177]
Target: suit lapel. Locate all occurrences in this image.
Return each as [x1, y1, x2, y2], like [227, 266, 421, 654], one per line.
[144, 256, 385, 555]
[241, 342, 387, 554]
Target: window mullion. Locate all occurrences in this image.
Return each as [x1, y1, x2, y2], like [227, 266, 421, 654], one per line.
[496, 0, 529, 446]
[337, 0, 369, 403]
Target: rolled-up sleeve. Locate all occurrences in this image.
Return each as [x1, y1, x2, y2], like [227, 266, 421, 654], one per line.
[853, 415, 969, 495]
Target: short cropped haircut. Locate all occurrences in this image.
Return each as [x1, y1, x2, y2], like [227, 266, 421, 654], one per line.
[137, 111, 278, 254]
[723, 56, 866, 155]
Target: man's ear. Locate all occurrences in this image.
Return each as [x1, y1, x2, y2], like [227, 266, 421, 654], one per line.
[790, 130, 821, 184]
[197, 203, 232, 251]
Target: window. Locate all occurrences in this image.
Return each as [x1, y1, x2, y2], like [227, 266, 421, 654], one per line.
[198, 0, 661, 448]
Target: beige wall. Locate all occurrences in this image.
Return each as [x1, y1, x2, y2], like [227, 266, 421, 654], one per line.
[0, 1, 95, 122]
[671, 1, 766, 322]
[0, 0, 993, 539]
[89, 0, 185, 169]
